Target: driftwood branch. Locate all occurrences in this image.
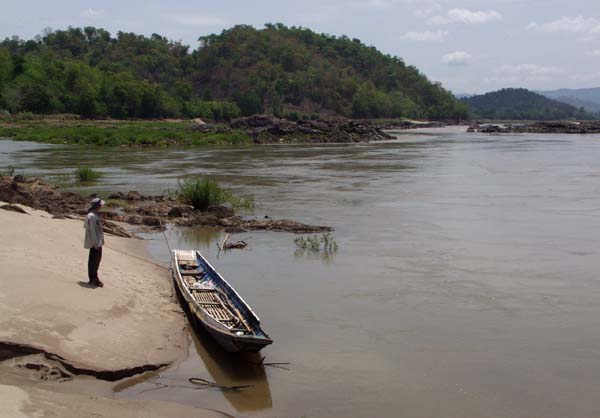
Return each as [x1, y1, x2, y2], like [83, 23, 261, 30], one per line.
[188, 377, 253, 391]
[140, 375, 253, 392]
[217, 234, 249, 254]
[247, 356, 291, 371]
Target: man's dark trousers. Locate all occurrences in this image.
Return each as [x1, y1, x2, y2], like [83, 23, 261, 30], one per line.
[88, 247, 102, 282]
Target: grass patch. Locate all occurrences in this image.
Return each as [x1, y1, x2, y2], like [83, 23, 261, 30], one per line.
[0, 119, 253, 147]
[294, 232, 339, 255]
[178, 176, 254, 211]
[74, 166, 103, 183]
[178, 177, 226, 211]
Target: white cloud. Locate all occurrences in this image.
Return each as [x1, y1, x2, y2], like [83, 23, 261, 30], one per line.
[527, 16, 600, 34]
[586, 49, 600, 57]
[170, 14, 229, 26]
[442, 51, 472, 65]
[401, 30, 448, 42]
[429, 8, 502, 25]
[80, 8, 102, 18]
[498, 64, 564, 76]
[485, 64, 565, 84]
[483, 75, 520, 85]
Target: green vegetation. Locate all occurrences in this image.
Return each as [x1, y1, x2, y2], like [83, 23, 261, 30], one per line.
[74, 166, 102, 183]
[0, 119, 252, 146]
[0, 25, 467, 121]
[178, 177, 226, 211]
[178, 176, 254, 211]
[294, 232, 339, 254]
[461, 88, 596, 121]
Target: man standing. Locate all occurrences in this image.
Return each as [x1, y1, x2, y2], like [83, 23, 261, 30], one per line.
[84, 197, 105, 287]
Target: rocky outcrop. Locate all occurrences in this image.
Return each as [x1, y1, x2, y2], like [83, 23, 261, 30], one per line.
[229, 115, 395, 143]
[0, 176, 332, 234]
[467, 120, 600, 134]
[376, 120, 447, 130]
[0, 175, 87, 214]
[172, 213, 331, 234]
[0, 204, 29, 214]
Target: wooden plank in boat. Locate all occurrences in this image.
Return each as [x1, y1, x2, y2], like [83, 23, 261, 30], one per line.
[181, 270, 204, 276]
[205, 305, 234, 321]
[176, 252, 197, 263]
[193, 290, 221, 305]
[190, 289, 251, 332]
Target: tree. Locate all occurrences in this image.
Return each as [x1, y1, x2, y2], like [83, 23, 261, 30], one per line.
[0, 24, 472, 120]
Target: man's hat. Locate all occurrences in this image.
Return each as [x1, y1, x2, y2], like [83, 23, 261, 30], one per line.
[90, 197, 105, 207]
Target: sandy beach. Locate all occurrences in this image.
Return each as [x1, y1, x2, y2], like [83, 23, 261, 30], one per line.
[0, 203, 221, 417]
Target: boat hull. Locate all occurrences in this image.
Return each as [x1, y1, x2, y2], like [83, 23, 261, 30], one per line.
[171, 250, 273, 353]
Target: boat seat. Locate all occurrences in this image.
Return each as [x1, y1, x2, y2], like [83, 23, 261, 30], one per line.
[193, 289, 221, 304]
[204, 305, 235, 322]
[181, 270, 205, 277]
[190, 285, 252, 332]
[179, 261, 199, 269]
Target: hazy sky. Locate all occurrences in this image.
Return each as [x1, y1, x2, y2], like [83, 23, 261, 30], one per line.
[1, 0, 598, 93]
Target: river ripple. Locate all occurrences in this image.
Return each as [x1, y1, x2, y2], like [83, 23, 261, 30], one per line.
[2, 126, 600, 417]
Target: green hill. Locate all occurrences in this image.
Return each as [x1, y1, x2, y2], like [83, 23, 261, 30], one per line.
[461, 88, 595, 120]
[0, 24, 467, 121]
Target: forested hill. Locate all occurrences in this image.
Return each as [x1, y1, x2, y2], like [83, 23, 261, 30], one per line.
[461, 88, 595, 120]
[0, 25, 467, 121]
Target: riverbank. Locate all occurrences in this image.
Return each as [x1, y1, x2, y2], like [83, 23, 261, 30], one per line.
[0, 118, 251, 147]
[0, 175, 332, 234]
[0, 115, 431, 147]
[0, 203, 221, 417]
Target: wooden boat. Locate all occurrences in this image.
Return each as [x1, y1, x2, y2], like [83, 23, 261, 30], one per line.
[171, 249, 273, 353]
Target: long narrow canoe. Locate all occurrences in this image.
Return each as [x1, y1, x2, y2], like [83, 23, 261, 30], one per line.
[171, 249, 273, 353]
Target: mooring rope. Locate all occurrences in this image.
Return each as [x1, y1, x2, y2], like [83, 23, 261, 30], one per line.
[104, 244, 169, 271]
[157, 214, 172, 253]
[103, 210, 173, 271]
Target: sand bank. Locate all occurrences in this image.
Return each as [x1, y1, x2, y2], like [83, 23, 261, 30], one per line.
[0, 203, 220, 417]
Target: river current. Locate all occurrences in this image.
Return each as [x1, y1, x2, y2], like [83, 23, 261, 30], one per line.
[2, 126, 600, 417]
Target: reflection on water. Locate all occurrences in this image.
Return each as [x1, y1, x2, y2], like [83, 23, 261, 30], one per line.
[187, 321, 272, 412]
[115, 325, 272, 414]
[116, 251, 272, 414]
[168, 225, 225, 250]
[293, 248, 337, 263]
[4, 128, 600, 417]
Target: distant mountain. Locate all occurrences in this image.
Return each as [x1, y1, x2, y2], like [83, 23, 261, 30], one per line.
[537, 87, 600, 113]
[461, 88, 596, 121]
[551, 97, 600, 114]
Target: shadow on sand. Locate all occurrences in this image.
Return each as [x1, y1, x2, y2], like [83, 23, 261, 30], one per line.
[77, 281, 98, 289]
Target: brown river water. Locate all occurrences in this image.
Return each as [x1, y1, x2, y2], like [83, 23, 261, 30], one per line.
[2, 126, 600, 417]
